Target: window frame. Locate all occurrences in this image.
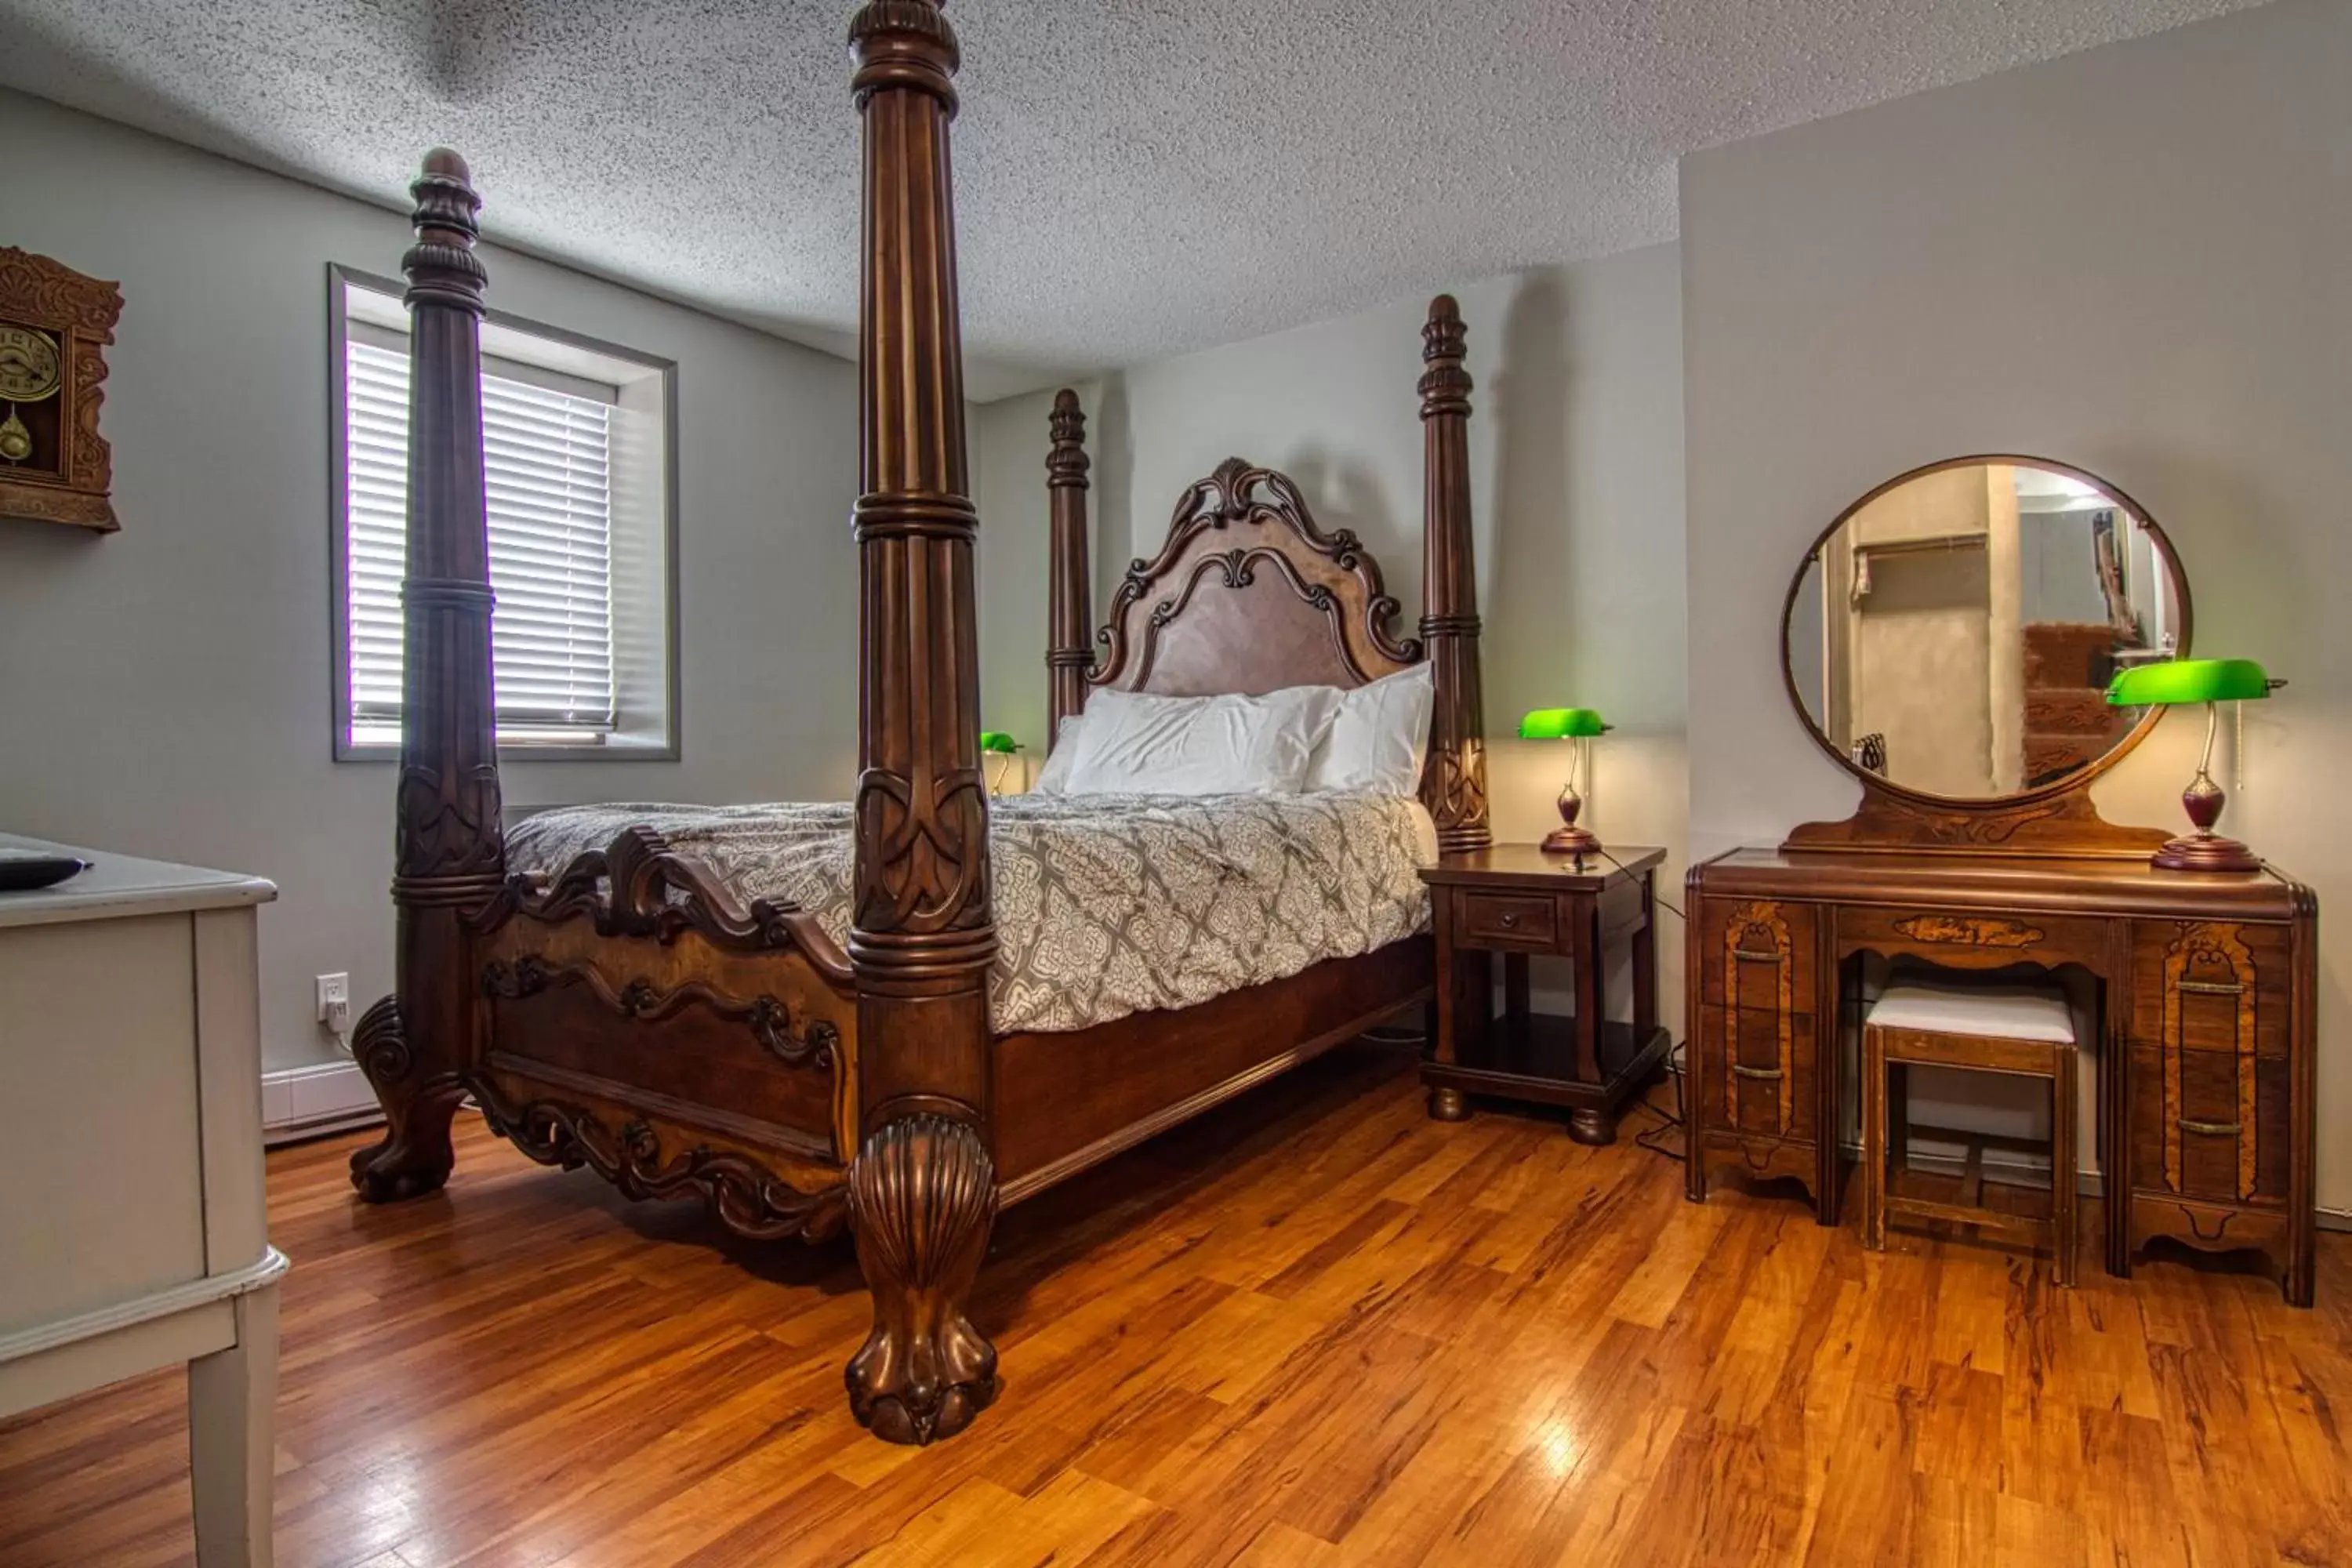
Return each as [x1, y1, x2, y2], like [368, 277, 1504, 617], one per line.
[327, 263, 681, 764]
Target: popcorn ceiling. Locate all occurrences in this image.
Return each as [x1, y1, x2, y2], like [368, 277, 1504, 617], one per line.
[0, 0, 2258, 400]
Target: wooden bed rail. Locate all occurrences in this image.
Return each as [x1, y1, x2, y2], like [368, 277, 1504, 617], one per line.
[348, 149, 506, 1204]
[842, 0, 1002, 1447]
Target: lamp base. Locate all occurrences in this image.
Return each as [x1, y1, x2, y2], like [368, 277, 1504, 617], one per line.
[1541, 826, 1601, 857]
[2151, 832, 2261, 873]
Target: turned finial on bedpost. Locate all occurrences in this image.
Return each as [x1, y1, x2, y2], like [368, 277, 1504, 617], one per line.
[348, 147, 503, 1207]
[403, 148, 488, 316]
[1046, 389, 1093, 742]
[1417, 294, 1490, 855]
[844, 0, 1001, 1448]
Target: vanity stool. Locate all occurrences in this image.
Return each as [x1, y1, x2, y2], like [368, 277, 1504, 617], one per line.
[1861, 980, 2078, 1286]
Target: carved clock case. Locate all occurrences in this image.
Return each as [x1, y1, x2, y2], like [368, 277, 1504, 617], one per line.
[0, 248, 122, 532]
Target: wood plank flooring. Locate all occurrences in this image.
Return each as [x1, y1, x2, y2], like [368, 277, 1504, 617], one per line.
[5, 1041, 2349, 1566]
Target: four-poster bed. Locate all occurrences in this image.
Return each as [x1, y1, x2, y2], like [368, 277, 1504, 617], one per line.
[350, 0, 1489, 1446]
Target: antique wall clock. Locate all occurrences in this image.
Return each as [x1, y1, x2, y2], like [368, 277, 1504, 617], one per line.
[0, 247, 123, 532]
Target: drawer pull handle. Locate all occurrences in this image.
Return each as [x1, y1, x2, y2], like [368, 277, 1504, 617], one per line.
[2177, 979, 2246, 997]
[1730, 1064, 1784, 1081]
[2177, 1117, 2242, 1138]
[1498, 913, 1519, 927]
[1733, 947, 1783, 964]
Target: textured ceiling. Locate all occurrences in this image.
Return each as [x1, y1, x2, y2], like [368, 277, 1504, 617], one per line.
[0, 0, 2262, 399]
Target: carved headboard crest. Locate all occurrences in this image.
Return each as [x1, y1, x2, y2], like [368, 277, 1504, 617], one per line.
[1088, 458, 1421, 697]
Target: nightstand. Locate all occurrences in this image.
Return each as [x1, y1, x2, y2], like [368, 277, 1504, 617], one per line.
[1421, 844, 1672, 1145]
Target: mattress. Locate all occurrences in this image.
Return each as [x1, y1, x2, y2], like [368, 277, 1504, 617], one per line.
[506, 792, 1437, 1035]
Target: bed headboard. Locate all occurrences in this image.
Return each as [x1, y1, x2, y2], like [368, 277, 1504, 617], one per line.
[1086, 459, 1421, 699]
[1041, 296, 1492, 853]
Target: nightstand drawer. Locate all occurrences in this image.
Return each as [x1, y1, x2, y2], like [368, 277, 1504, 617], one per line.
[1457, 891, 1558, 950]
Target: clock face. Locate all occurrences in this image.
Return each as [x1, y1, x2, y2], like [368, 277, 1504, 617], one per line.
[0, 325, 62, 403]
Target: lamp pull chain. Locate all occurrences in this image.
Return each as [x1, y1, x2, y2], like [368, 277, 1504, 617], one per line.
[2234, 699, 2245, 794]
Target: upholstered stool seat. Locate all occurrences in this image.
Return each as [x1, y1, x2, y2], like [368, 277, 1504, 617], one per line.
[1861, 980, 2078, 1285]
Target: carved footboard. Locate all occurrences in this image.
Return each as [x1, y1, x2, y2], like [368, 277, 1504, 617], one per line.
[469, 825, 860, 1241]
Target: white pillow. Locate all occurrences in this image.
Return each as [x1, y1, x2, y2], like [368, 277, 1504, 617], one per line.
[1050, 686, 1339, 796]
[1031, 715, 1087, 795]
[1307, 662, 1433, 795]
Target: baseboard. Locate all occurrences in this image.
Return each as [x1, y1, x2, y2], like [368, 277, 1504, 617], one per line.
[263, 1060, 383, 1145]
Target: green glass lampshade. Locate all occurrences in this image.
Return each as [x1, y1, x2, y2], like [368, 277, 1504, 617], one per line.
[978, 731, 1023, 754]
[2106, 658, 2271, 707]
[1519, 707, 1609, 739]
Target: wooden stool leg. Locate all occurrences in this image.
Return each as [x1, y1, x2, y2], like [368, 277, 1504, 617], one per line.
[2051, 1046, 2078, 1287]
[1887, 1061, 1910, 1173]
[1861, 1025, 1886, 1252]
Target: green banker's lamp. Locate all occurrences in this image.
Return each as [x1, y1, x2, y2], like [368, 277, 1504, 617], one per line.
[2104, 659, 2282, 873]
[979, 731, 1024, 797]
[1521, 707, 1610, 856]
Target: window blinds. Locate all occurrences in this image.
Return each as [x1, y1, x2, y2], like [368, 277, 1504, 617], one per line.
[344, 337, 619, 735]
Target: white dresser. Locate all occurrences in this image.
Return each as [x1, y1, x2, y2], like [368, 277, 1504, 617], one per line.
[0, 836, 284, 1566]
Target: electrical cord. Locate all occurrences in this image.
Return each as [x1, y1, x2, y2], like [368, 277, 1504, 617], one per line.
[1592, 844, 1688, 923]
[1588, 844, 1687, 1160]
[1631, 1039, 1687, 1162]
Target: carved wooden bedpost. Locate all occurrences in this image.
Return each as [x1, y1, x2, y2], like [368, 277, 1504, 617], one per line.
[350, 150, 504, 1201]
[1045, 389, 1092, 742]
[1417, 295, 1490, 853]
[843, 0, 1000, 1446]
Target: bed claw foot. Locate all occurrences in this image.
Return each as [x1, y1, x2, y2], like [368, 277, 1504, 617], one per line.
[347, 995, 464, 1203]
[845, 1113, 1000, 1445]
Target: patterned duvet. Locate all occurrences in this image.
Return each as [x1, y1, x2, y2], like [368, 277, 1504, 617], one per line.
[505, 792, 1436, 1035]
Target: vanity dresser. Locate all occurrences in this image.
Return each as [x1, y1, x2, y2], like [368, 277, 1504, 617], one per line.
[1685, 456, 2318, 1305]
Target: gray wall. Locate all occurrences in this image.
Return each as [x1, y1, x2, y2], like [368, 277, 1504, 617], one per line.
[0, 90, 862, 1072]
[1682, 0, 2351, 1201]
[973, 247, 1690, 1024]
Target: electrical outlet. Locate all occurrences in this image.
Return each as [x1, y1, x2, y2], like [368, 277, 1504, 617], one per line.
[316, 972, 352, 1039]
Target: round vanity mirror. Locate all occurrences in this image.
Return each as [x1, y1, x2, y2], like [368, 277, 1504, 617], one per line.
[1783, 456, 2190, 804]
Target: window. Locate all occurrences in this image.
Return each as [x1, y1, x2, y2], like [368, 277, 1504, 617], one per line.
[329, 267, 677, 759]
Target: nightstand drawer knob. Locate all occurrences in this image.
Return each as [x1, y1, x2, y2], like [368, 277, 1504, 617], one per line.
[1498, 913, 1519, 927]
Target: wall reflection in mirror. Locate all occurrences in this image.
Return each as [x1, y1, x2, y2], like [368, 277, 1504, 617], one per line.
[1786, 459, 2184, 802]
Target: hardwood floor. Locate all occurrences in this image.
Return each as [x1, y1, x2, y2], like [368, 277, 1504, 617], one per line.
[5, 1041, 2349, 1566]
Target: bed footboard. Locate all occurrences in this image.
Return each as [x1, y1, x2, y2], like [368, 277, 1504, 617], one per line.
[467, 824, 860, 1241]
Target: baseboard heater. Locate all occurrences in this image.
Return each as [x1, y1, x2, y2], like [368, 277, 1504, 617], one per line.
[262, 1061, 383, 1145]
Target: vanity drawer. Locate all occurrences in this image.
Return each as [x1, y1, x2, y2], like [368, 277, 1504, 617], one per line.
[1696, 1004, 1818, 1142]
[1836, 906, 2105, 971]
[2130, 1040, 2292, 1206]
[1699, 898, 1819, 1016]
[1456, 890, 1559, 951]
[2130, 921, 2292, 1058]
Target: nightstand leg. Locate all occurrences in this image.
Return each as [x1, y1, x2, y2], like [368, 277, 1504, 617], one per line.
[1565, 895, 1613, 1145]
[1566, 1108, 1615, 1146]
[1632, 873, 1658, 1045]
[1425, 898, 1484, 1123]
[1571, 895, 1602, 1085]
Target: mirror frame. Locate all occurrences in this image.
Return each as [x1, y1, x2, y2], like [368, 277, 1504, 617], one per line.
[1777, 453, 2193, 857]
